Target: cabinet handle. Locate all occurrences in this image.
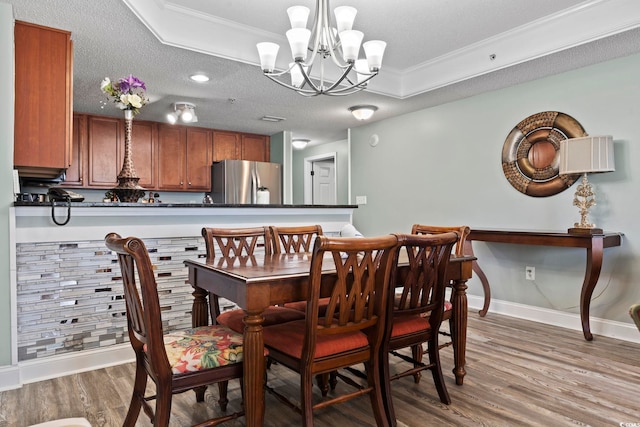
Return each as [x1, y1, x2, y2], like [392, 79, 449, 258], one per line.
[188, 182, 192, 186]
[180, 181, 183, 185]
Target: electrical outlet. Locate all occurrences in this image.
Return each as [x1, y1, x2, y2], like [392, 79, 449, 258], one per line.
[525, 266, 535, 281]
[355, 196, 367, 205]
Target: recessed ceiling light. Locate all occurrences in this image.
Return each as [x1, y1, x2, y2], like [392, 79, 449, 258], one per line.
[190, 74, 210, 83]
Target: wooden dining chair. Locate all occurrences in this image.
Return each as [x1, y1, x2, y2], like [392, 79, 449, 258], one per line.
[270, 224, 323, 254]
[262, 234, 399, 427]
[411, 224, 470, 357]
[105, 233, 246, 427]
[202, 227, 306, 333]
[270, 225, 324, 313]
[381, 232, 458, 425]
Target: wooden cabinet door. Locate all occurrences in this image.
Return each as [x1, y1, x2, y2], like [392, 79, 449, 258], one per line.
[87, 116, 121, 188]
[242, 134, 270, 162]
[213, 131, 240, 161]
[186, 128, 212, 190]
[157, 125, 186, 190]
[129, 120, 156, 189]
[14, 21, 73, 171]
[63, 114, 87, 187]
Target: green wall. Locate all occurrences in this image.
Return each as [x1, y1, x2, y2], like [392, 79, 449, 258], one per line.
[350, 52, 640, 325]
[1, 3, 14, 366]
[291, 139, 349, 205]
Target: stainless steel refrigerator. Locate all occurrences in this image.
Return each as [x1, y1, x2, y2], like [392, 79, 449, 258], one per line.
[210, 160, 282, 204]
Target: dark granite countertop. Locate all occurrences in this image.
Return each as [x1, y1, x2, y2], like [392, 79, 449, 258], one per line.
[14, 201, 357, 208]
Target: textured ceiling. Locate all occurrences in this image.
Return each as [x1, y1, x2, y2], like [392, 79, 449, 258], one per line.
[4, 0, 640, 146]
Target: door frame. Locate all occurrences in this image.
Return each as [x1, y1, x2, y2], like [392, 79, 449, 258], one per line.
[303, 152, 337, 205]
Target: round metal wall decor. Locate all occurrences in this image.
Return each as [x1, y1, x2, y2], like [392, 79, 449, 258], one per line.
[502, 111, 585, 197]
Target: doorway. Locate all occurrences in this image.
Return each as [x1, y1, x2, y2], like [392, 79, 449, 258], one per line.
[304, 152, 337, 205]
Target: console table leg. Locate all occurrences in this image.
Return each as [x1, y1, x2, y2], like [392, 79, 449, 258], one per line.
[580, 238, 604, 341]
[464, 240, 491, 317]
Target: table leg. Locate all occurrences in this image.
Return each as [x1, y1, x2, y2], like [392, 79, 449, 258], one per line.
[463, 240, 491, 317]
[580, 237, 604, 341]
[450, 278, 468, 385]
[243, 310, 266, 427]
[191, 285, 209, 328]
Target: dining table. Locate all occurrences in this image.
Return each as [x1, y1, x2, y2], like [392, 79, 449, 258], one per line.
[185, 251, 474, 427]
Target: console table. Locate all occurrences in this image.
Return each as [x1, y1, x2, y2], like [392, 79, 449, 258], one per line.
[463, 229, 623, 341]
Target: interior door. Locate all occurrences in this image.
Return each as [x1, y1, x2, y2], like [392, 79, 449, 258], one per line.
[312, 159, 336, 205]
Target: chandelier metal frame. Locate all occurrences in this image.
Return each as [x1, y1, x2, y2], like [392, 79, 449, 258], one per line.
[257, 0, 386, 97]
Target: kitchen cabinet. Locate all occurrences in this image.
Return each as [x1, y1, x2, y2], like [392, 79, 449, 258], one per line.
[87, 116, 122, 188]
[62, 113, 267, 192]
[213, 131, 240, 161]
[157, 125, 212, 191]
[66, 114, 156, 189]
[241, 134, 270, 162]
[213, 131, 270, 162]
[129, 119, 157, 189]
[13, 21, 73, 176]
[64, 114, 87, 187]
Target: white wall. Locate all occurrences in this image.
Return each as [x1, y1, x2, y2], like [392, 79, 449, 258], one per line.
[350, 52, 640, 327]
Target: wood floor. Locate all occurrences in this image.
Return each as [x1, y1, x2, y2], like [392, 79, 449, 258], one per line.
[2, 312, 639, 427]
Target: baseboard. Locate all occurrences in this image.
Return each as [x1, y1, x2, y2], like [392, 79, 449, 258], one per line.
[0, 365, 20, 392]
[467, 295, 640, 343]
[0, 343, 135, 390]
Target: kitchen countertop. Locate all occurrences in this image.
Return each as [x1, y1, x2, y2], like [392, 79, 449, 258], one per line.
[14, 201, 358, 208]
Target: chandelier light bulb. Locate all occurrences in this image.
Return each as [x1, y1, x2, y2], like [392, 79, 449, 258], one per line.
[257, 42, 279, 72]
[363, 40, 387, 70]
[334, 6, 356, 33]
[287, 28, 311, 61]
[339, 30, 363, 62]
[287, 6, 310, 29]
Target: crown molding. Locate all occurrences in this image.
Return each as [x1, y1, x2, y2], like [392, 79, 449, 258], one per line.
[123, 0, 640, 99]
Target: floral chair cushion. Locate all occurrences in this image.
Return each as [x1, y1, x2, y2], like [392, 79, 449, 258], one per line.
[161, 325, 245, 374]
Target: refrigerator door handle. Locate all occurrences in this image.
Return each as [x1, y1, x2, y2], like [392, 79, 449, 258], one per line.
[251, 167, 257, 204]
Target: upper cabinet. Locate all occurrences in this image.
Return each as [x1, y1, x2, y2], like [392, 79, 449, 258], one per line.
[64, 113, 269, 192]
[213, 131, 240, 161]
[67, 114, 156, 190]
[157, 125, 212, 191]
[241, 134, 270, 162]
[14, 21, 73, 176]
[87, 115, 122, 188]
[213, 131, 270, 162]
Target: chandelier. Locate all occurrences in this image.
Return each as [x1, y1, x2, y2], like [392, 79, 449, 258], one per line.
[256, 0, 386, 97]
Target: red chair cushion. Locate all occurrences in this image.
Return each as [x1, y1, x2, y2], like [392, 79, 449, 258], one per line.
[263, 319, 369, 359]
[391, 315, 431, 338]
[161, 325, 244, 374]
[283, 297, 332, 315]
[217, 306, 306, 333]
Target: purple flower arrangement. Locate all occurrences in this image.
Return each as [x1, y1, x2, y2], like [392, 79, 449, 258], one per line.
[100, 74, 148, 115]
